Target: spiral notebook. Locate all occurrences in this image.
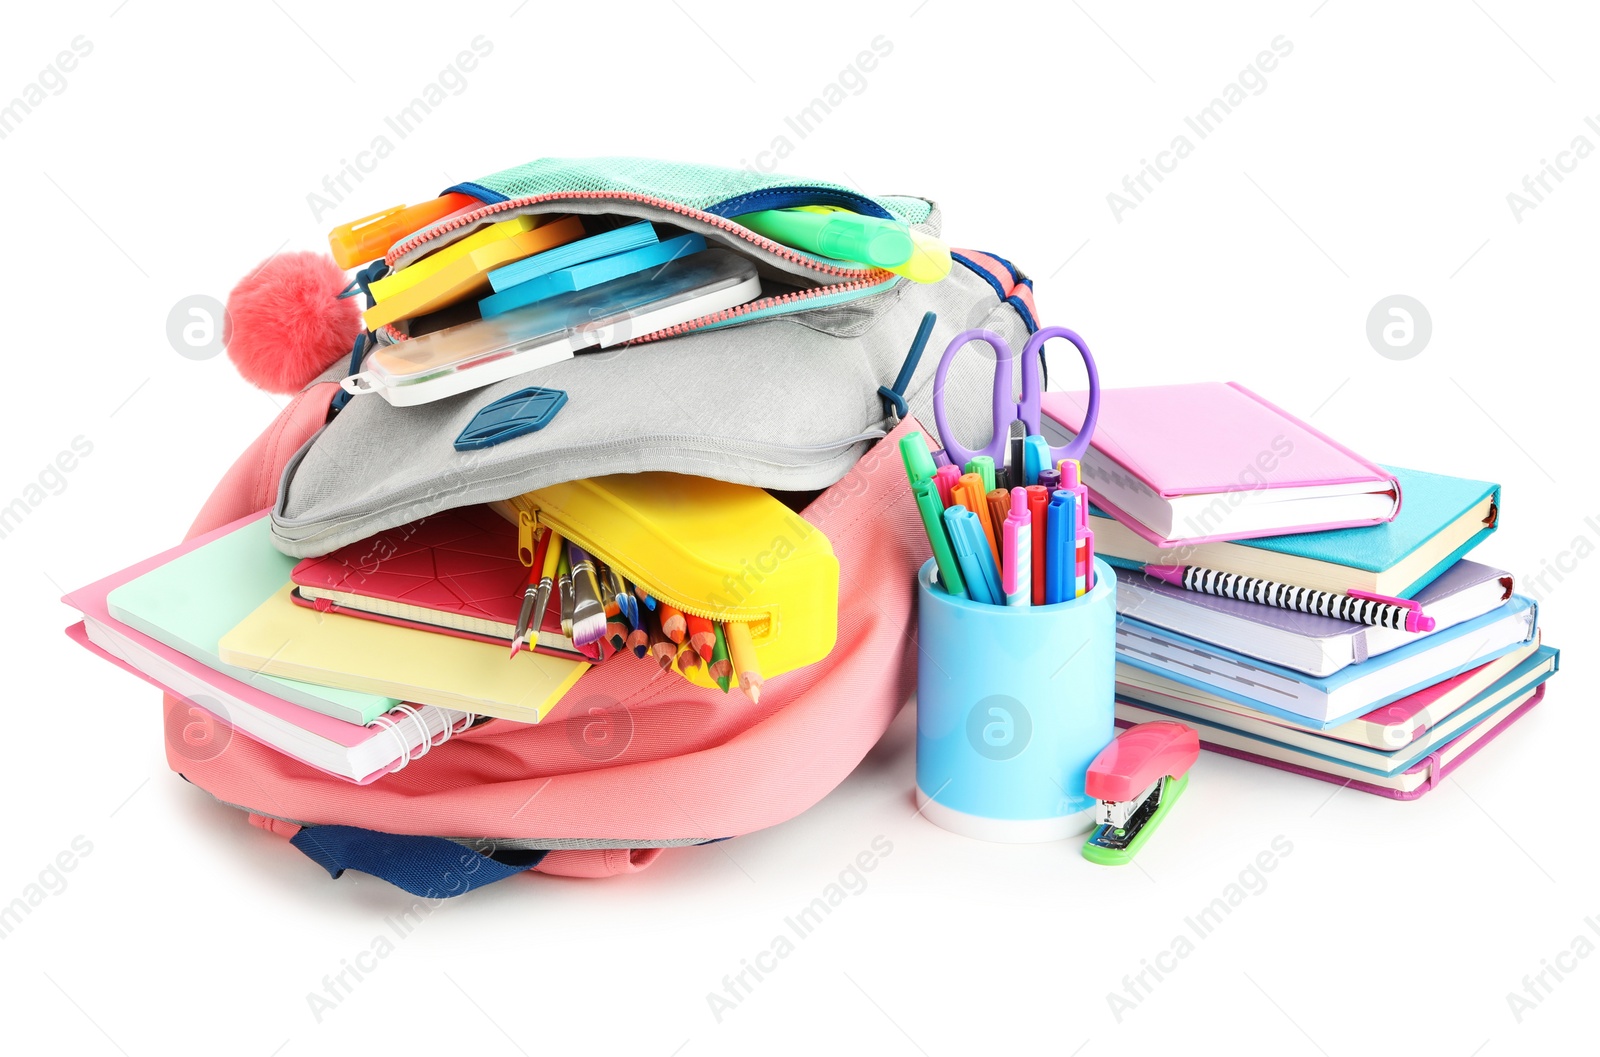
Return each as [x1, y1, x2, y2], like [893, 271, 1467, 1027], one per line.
[1111, 558, 1514, 677]
[60, 511, 472, 783]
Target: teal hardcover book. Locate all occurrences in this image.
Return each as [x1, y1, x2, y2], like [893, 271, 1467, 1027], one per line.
[1094, 465, 1499, 599]
[106, 516, 401, 725]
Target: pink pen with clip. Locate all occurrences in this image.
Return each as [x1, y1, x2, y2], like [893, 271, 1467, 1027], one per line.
[1060, 458, 1089, 530]
[1001, 487, 1031, 606]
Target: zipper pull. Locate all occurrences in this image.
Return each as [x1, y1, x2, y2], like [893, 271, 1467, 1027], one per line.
[517, 510, 539, 567]
[879, 311, 936, 424]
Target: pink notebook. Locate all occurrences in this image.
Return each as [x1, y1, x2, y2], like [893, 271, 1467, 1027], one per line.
[1040, 382, 1400, 547]
[62, 512, 471, 784]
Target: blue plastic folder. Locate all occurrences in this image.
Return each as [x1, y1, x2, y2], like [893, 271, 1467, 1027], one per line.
[486, 221, 658, 293]
[481, 233, 708, 319]
[945, 506, 1002, 606]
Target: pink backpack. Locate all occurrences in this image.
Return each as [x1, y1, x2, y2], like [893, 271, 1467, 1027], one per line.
[168, 379, 930, 892]
[151, 158, 1043, 895]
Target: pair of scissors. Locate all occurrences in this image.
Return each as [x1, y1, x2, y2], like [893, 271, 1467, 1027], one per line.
[930, 325, 1101, 470]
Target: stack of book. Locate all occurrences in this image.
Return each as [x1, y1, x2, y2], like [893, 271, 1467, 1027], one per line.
[1043, 382, 1558, 800]
[62, 510, 589, 785]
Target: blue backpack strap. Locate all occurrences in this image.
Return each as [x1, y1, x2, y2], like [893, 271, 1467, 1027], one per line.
[291, 825, 546, 898]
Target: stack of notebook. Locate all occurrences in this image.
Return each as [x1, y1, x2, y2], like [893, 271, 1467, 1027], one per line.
[62, 510, 589, 785]
[1042, 384, 1559, 800]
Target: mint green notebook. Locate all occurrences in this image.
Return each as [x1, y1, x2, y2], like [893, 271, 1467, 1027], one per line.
[107, 517, 400, 725]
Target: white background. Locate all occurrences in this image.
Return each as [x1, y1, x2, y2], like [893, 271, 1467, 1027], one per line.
[3, 2, 1597, 1054]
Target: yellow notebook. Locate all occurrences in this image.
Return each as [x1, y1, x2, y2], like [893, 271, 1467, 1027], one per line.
[218, 586, 588, 722]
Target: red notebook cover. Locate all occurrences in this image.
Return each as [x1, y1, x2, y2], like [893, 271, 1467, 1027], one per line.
[290, 505, 580, 660]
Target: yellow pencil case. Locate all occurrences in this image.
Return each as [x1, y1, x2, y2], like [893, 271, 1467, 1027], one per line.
[497, 473, 839, 689]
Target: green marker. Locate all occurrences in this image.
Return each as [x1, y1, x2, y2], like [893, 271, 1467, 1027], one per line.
[900, 432, 967, 598]
[965, 456, 995, 493]
[899, 432, 937, 487]
[735, 209, 915, 270]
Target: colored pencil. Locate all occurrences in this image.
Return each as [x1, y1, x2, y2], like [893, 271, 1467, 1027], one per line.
[605, 619, 628, 653]
[724, 620, 763, 704]
[635, 585, 657, 610]
[626, 618, 650, 659]
[659, 602, 687, 644]
[685, 613, 716, 662]
[675, 639, 703, 675]
[709, 623, 732, 693]
[647, 608, 676, 672]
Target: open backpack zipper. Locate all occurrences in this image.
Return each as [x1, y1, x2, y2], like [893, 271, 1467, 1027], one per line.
[383, 189, 903, 344]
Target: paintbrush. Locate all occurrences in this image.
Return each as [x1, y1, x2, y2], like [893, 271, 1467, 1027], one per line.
[510, 529, 561, 658]
[567, 542, 609, 648]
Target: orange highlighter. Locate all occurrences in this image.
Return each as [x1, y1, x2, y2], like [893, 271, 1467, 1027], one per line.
[328, 192, 478, 269]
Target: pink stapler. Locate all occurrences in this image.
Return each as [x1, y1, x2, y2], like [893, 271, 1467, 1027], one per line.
[1082, 722, 1199, 865]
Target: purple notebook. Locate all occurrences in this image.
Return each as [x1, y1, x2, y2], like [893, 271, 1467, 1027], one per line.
[1112, 559, 1514, 677]
[1117, 682, 1548, 801]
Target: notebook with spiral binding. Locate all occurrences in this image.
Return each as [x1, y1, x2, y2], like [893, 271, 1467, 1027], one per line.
[60, 511, 474, 784]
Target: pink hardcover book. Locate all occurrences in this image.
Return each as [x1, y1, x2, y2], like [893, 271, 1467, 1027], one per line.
[1039, 382, 1401, 548]
[62, 513, 469, 784]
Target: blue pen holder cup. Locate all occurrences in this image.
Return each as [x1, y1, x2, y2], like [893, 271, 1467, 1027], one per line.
[914, 557, 1117, 842]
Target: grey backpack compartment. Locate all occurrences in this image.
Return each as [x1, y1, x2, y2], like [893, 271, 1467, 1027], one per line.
[271, 186, 1038, 558]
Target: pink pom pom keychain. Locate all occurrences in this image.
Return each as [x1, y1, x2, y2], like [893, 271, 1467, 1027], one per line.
[224, 251, 363, 395]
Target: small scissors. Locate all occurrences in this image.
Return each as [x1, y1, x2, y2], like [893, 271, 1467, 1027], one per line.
[931, 325, 1101, 470]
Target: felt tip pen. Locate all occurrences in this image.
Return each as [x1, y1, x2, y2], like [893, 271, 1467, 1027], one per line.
[913, 479, 969, 599]
[899, 432, 939, 488]
[945, 506, 1002, 606]
[1141, 564, 1436, 632]
[933, 464, 961, 507]
[1026, 485, 1049, 605]
[965, 455, 996, 494]
[953, 473, 1001, 568]
[1038, 468, 1060, 493]
[1023, 435, 1051, 486]
[1044, 491, 1074, 605]
[985, 489, 1012, 552]
[1002, 488, 1032, 607]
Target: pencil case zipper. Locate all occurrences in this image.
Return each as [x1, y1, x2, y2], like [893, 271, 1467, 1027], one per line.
[529, 506, 769, 634]
[382, 190, 903, 341]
